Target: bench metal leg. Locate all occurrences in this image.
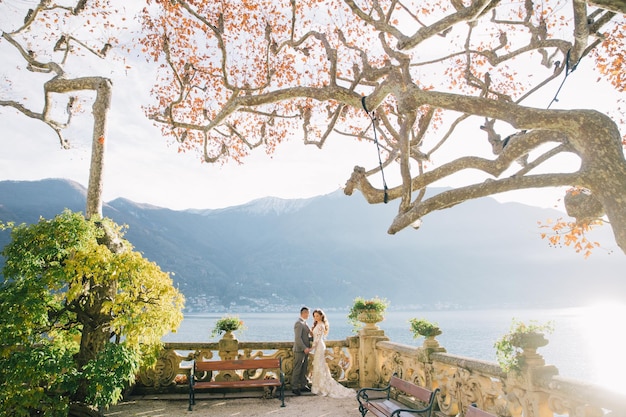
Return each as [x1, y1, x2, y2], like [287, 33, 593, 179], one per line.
[280, 384, 285, 407]
[188, 385, 194, 411]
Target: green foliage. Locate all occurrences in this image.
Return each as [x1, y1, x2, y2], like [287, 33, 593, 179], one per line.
[347, 296, 389, 330]
[408, 318, 441, 338]
[494, 319, 554, 373]
[211, 315, 246, 337]
[0, 342, 77, 416]
[83, 344, 141, 408]
[0, 210, 184, 414]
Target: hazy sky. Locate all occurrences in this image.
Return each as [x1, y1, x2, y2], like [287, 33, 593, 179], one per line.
[0, 4, 379, 211]
[0, 4, 618, 211]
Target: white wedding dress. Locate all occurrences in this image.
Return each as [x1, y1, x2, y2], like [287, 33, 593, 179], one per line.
[310, 323, 354, 398]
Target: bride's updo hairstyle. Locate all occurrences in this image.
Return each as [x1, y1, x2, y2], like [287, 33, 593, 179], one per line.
[313, 309, 330, 335]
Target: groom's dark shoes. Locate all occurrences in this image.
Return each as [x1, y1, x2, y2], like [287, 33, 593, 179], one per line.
[301, 386, 311, 392]
[292, 389, 301, 396]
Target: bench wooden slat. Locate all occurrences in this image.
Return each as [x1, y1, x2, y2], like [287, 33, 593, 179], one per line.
[368, 399, 433, 417]
[466, 404, 497, 417]
[367, 402, 397, 417]
[369, 400, 401, 415]
[357, 374, 439, 417]
[390, 376, 433, 403]
[194, 379, 283, 389]
[195, 358, 281, 372]
[189, 358, 285, 411]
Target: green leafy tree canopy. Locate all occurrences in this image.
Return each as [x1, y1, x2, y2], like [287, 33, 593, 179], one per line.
[0, 211, 184, 416]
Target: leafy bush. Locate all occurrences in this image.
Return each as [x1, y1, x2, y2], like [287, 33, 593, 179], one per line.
[347, 296, 389, 330]
[408, 318, 441, 338]
[212, 315, 246, 337]
[0, 211, 184, 415]
[83, 344, 141, 409]
[494, 319, 554, 373]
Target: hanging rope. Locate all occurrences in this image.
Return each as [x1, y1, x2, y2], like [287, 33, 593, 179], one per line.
[547, 49, 579, 109]
[361, 96, 389, 203]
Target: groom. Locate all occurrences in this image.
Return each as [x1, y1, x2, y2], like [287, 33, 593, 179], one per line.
[292, 306, 312, 396]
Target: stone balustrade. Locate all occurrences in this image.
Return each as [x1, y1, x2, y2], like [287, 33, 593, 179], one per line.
[134, 326, 626, 417]
[134, 337, 359, 392]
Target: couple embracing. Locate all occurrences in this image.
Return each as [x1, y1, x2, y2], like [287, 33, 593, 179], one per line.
[292, 306, 354, 398]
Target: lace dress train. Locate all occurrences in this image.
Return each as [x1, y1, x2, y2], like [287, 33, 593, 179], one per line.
[310, 324, 354, 398]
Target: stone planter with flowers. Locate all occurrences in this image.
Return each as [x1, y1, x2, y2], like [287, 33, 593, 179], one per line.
[494, 319, 553, 373]
[409, 318, 444, 352]
[212, 315, 246, 360]
[212, 316, 246, 339]
[348, 296, 389, 331]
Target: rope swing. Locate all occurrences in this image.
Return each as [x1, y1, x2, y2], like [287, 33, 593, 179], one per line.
[361, 96, 389, 203]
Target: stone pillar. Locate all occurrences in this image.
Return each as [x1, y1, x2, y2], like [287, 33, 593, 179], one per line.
[422, 334, 446, 354]
[218, 331, 239, 361]
[504, 332, 558, 417]
[357, 313, 389, 388]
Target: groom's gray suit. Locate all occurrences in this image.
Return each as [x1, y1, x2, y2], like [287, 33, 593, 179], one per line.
[292, 309, 311, 392]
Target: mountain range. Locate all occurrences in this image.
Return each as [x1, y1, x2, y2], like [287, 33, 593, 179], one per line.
[1, 179, 624, 311]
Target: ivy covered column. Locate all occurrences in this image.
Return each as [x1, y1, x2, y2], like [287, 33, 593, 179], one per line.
[503, 332, 558, 417]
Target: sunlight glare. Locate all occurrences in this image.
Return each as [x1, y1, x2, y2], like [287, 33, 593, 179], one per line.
[578, 301, 626, 394]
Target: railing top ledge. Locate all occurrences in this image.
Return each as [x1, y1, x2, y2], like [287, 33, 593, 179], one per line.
[430, 352, 504, 376]
[164, 342, 218, 350]
[377, 340, 419, 355]
[164, 341, 294, 350]
[163, 340, 349, 351]
[376, 341, 504, 376]
[544, 375, 626, 412]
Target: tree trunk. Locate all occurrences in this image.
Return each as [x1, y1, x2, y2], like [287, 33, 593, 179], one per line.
[72, 277, 117, 405]
[571, 112, 626, 254]
[44, 76, 112, 219]
[69, 403, 101, 417]
[86, 79, 112, 219]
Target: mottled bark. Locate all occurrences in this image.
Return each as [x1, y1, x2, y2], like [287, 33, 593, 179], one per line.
[2, 26, 112, 219]
[350, 87, 626, 253]
[589, 0, 626, 13]
[44, 76, 113, 218]
[87, 79, 112, 219]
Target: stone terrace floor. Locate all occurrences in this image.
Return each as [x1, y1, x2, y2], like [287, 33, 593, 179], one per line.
[104, 392, 361, 417]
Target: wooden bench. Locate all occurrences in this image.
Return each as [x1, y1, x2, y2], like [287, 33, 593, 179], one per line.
[357, 374, 440, 417]
[188, 358, 285, 411]
[466, 404, 498, 417]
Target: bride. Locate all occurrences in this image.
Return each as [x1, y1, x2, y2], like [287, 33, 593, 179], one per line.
[310, 309, 354, 398]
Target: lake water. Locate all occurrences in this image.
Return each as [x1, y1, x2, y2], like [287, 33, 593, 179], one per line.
[163, 304, 626, 393]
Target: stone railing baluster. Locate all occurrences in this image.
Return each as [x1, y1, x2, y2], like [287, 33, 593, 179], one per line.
[133, 331, 625, 416]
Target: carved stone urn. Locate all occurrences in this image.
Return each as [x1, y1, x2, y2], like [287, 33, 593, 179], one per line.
[510, 332, 548, 351]
[357, 310, 384, 330]
[221, 330, 236, 340]
[218, 331, 239, 360]
[511, 332, 549, 368]
[422, 328, 442, 347]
